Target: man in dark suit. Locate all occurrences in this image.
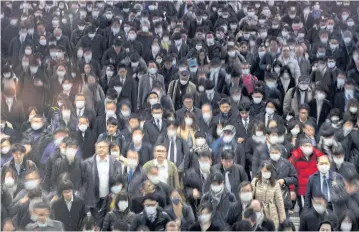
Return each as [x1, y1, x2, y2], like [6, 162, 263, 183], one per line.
[125, 127, 153, 166]
[299, 193, 338, 231]
[304, 155, 344, 210]
[175, 94, 202, 124]
[197, 80, 222, 111]
[254, 99, 284, 127]
[125, 149, 145, 193]
[82, 140, 122, 218]
[1, 88, 25, 132]
[95, 89, 121, 117]
[235, 102, 254, 144]
[197, 103, 216, 145]
[108, 64, 138, 112]
[51, 180, 87, 231]
[94, 101, 119, 137]
[211, 150, 248, 196]
[74, 93, 96, 129]
[334, 79, 359, 113]
[143, 104, 168, 145]
[331, 144, 357, 177]
[308, 85, 332, 129]
[76, 116, 97, 160]
[168, 32, 190, 60]
[183, 150, 212, 213]
[156, 121, 189, 171]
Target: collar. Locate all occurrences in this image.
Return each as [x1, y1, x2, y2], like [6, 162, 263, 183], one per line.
[96, 155, 109, 163]
[154, 159, 168, 168]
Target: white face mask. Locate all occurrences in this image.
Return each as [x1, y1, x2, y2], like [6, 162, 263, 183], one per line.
[24, 179, 39, 190]
[1, 146, 10, 154]
[261, 171, 271, 179]
[148, 175, 160, 184]
[199, 161, 211, 173]
[270, 153, 281, 162]
[313, 203, 325, 214]
[145, 206, 157, 215]
[184, 117, 193, 126]
[333, 157, 344, 166]
[195, 138, 206, 147]
[211, 184, 223, 193]
[4, 177, 15, 187]
[240, 192, 252, 203]
[202, 112, 212, 121]
[118, 201, 128, 212]
[199, 214, 211, 223]
[266, 107, 274, 115]
[127, 158, 138, 169]
[341, 222, 352, 231]
[78, 125, 88, 132]
[291, 127, 300, 135]
[318, 164, 330, 174]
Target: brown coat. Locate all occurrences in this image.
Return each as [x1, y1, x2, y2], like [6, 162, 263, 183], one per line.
[251, 178, 286, 229]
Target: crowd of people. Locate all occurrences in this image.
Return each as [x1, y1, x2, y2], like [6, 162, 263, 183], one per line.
[1, 0, 359, 231]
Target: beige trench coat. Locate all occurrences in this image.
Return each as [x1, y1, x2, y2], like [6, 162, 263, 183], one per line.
[251, 178, 286, 229]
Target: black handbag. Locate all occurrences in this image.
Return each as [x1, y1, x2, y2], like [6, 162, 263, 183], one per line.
[281, 184, 292, 209]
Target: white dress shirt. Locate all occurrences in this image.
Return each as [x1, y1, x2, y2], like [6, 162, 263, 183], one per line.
[77, 108, 84, 117]
[154, 159, 168, 184]
[65, 195, 74, 211]
[96, 155, 110, 198]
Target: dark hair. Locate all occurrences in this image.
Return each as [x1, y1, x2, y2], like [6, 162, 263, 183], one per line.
[257, 161, 276, 186]
[113, 221, 129, 231]
[33, 201, 50, 210]
[278, 220, 296, 231]
[81, 214, 96, 231]
[114, 192, 131, 210]
[243, 208, 257, 223]
[11, 143, 26, 154]
[221, 150, 235, 160]
[180, 111, 198, 131]
[337, 210, 359, 231]
[238, 181, 252, 193]
[1, 167, 17, 183]
[233, 220, 253, 231]
[197, 201, 213, 215]
[318, 220, 333, 231]
[151, 103, 163, 111]
[107, 117, 118, 126]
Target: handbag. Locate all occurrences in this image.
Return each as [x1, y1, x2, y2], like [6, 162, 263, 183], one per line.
[281, 184, 292, 209]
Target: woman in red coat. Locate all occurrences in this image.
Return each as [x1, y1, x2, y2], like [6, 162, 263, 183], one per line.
[289, 138, 324, 213]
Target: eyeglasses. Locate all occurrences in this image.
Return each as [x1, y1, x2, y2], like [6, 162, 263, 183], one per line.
[156, 150, 166, 153]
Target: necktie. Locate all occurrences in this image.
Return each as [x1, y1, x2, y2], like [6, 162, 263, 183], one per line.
[322, 176, 329, 201]
[128, 169, 134, 182]
[169, 139, 175, 163]
[267, 115, 272, 126]
[244, 119, 248, 131]
[225, 171, 231, 192]
[157, 120, 161, 130]
[187, 131, 193, 148]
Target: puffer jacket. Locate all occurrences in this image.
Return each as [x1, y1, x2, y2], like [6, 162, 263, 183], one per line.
[102, 208, 135, 231]
[289, 147, 323, 195]
[251, 178, 286, 229]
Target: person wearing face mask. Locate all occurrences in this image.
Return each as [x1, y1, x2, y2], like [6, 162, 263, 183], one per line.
[168, 32, 190, 61]
[330, 144, 357, 177]
[1, 64, 20, 98]
[189, 201, 223, 231]
[102, 192, 135, 231]
[124, 126, 153, 166]
[70, 20, 87, 49]
[168, 70, 197, 110]
[124, 149, 145, 191]
[318, 125, 340, 159]
[164, 189, 195, 231]
[308, 84, 332, 128]
[299, 194, 337, 231]
[76, 25, 105, 62]
[142, 104, 168, 145]
[211, 150, 248, 197]
[74, 115, 96, 160]
[52, 27, 72, 58]
[51, 139, 83, 194]
[8, 25, 32, 66]
[22, 59, 50, 114]
[251, 161, 286, 229]
[130, 193, 171, 231]
[200, 172, 236, 227]
[278, 45, 301, 81]
[343, 99, 359, 125]
[25, 201, 65, 231]
[159, 55, 179, 90]
[283, 75, 313, 117]
[1, 87, 25, 131]
[254, 98, 283, 127]
[138, 61, 166, 110]
[336, 211, 359, 232]
[198, 80, 222, 110]
[226, 181, 253, 227]
[268, 145, 298, 217]
[289, 138, 324, 213]
[51, 180, 87, 231]
[334, 79, 359, 113]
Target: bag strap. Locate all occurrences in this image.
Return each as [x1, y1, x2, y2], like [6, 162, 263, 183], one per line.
[253, 178, 259, 198]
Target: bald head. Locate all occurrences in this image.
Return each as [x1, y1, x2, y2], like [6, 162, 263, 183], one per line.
[250, 200, 262, 212]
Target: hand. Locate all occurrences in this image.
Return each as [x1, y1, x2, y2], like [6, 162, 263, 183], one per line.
[237, 137, 245, 143]
[290, 191, 297, 201]
[19, 196, 29, 204]
[277, 179, 285, 186]
[193, 189, 200, 199]
[34, 80, 43, 86]
[50, 195, 58, 204]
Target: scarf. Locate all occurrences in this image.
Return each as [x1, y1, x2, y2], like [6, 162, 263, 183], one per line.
[192, 143, 210, 153]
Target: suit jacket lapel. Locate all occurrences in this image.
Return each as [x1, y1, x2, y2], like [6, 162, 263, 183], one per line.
[93, 156, 100, 198]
